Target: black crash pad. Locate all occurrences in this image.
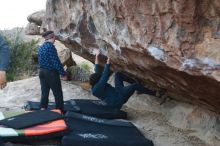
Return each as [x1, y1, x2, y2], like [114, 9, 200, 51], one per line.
[0, 110, 63, 129]
[62, 112, 154, 146]
[24, 99, 127, 119]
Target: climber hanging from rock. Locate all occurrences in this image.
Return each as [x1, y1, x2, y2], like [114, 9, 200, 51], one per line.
[89, 50, 167, 109]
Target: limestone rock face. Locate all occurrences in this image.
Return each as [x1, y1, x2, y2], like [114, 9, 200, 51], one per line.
[55, 41, 76, 67]
[42, 0, 220, 113]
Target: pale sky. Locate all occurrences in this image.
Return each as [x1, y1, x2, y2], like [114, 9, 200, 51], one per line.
[0, 0, 46, 30]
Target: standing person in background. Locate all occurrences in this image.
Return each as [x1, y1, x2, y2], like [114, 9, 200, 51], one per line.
[0, 34, 10, 89]
[38, 31, 67, 113]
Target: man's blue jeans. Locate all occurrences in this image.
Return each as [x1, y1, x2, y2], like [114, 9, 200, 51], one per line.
[114, 72, 156, 108]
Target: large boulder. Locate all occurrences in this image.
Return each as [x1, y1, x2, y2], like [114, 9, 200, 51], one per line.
[41, 0, 220, 113]
[27, 10, 45, 26]
[55, 40, 76, 67]
[25, 22, 40, 35]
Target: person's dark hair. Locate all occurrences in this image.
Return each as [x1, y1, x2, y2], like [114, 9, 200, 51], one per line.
[89, 73, 101, 86]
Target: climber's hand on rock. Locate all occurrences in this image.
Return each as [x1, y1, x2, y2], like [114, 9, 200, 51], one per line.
[96, 50, 101, 57]
[95, 50, 101, 64]
[107, 57, 110, 64]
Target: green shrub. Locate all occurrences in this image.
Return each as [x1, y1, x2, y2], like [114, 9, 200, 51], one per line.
[77, 62, 91, 73]
[1, 28, 39, 81]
